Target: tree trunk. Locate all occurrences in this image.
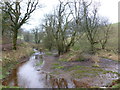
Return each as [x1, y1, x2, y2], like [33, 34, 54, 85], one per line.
[90, 43, 95, 54]
[2, 29, 4, 36]
[58, 50, 61, 55]
[65, 46, 70, 53]
[13, 30, 18, 50]
[101, 44, 105, 49]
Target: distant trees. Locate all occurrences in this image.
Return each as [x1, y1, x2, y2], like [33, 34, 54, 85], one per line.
[1, 0, 111, 54]
[2, 0, 39, 49]
[32, 27, 42, 44]
[43, 1, 78, 55]
[42, 16, 55, 51]
[23, 31, 31, 42]
[42, 0, 111, 55]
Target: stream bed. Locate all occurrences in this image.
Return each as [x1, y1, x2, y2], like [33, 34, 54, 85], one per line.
[4, 49, 119, 88]
[9, 49, 49, 88]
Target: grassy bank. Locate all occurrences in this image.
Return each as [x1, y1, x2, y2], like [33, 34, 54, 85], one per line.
[2, 42, 34, 80]
[71, 23, 118, 61]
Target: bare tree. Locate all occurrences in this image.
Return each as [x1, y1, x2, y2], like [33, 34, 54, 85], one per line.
[32, 28, 40, 44]
[81, 1, 99, 54]
[97, 18, 111, 49]
[2, 0, 39, 50]
[32, 27, 44, 44]
[23, 31, 30, 42]
[67, 0, 88, 48]
[42, 15, 56, 50]
[43, 1, 79, 55]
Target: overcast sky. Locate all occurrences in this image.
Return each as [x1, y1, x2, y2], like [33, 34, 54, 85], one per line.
[22, 0, 119, 31]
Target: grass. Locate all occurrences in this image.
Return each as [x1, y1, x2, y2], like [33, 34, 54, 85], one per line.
[92, 63, 100, 67]
[66, 65, 103, 72]
[62, 65, 104, 79]
[52, 63, 64, 69]
[71, 68, 104, 79]
[59, 58, 68, 62]
[2, 86, 28, 89]
[97, 50, 118, 61]
[72, 69, 99, 79]
[2, 42, 33, 79]
[102, 70, 120, 75]
[52, 63, 59, 66]
[36, 60, 43, 66]
[65, 65, 85, 71]
[112, 84, 120, 88]
[56, 66, 64, 69]
[45, 52, 53, 56]
[71, 23, 118, 61]
[59, 50, 87, 62]
[111, 78, 120, 88]
[65, 64, 119, 81]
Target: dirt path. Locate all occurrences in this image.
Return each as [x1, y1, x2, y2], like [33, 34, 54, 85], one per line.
[42, 56, 58, 72]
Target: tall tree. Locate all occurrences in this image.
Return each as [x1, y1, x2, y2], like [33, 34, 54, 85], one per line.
[97, 18, 111, 49]
[43, 1, 78, 55]
[82, 1, 99, 54]
[2, 0, 38, 49]
[42, 14, 56, 51]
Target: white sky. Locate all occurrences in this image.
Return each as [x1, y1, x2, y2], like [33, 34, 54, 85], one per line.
[22, 0, 119, 31]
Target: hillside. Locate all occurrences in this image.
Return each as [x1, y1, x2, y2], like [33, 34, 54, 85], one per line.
[71, 22, 118, 61]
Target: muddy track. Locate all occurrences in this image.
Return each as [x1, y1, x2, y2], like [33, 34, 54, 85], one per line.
[42, 54, 119, 87]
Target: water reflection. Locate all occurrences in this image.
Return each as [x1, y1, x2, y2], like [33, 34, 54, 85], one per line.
[17, 50, 46, 88]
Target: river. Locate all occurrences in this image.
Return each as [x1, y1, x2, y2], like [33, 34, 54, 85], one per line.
[4, 49, 119, 88]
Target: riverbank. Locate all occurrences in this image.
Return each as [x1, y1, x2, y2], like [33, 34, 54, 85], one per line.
[2, 42, 34, 83]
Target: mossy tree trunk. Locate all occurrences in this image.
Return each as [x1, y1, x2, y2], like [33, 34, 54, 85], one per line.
[3, 1, 38, 50]
[13, 29, 18, 50]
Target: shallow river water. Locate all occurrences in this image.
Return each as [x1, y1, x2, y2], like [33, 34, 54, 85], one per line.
[15, 49, 48, 88]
